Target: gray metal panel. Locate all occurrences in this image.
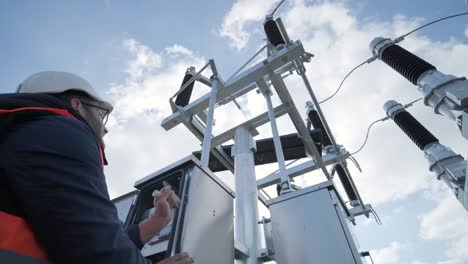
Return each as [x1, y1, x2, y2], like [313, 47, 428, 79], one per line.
[112, 190, 138, 222]
[269, 185, 361, 264]
[134, 156, 194, 188]
[178, 165, 234, 264]
[135, 155, 235, 197]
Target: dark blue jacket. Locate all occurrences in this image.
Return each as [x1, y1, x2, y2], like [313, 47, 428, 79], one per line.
[0, 94, 150, 264]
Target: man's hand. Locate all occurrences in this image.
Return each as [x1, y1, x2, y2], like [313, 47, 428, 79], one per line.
[139, 186, 181, 244]
[157, 252, 193, 264]
[152, 185, 181, 227]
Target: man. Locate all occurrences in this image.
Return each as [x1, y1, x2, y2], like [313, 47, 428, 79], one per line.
[0, 71, 193, 264]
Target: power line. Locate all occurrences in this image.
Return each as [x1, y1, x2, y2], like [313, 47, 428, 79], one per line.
[319, 57, 375, 104]
[350, 98, 423, 156]
[319, 11, 468, 105]
[350, 117, 387, 156]
[394, 11, 468, 43]
[270, 0, 287, 16]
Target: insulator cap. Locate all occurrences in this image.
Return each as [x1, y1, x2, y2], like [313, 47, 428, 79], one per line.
[383, 100, 405, 118]
[380, 44, 436, 85]
[175, 73, 195, 107]
[307, 108, 332, 147]
[334, 164, 358, 203]
[369, 37, 394, 58]
[264, 19, 285, 47]
[392, 110, 439, 150]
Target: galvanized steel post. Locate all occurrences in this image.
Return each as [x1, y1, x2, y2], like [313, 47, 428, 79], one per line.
[232, 126, 262, 264]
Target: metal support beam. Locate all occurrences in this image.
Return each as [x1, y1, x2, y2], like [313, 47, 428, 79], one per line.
[256, 78, 292, 193]
[210, 103, 291, 147]
[257, 149, 350, 189]
[200, 72, 219, 167]
[161, 41, 306, 131]
[267, 72, 331, 179]
[177, 106, 234, 172]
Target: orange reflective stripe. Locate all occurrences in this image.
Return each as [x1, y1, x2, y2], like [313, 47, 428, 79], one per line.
[1, 106, 105, 169]
[0, 107, 76, 120]
[0, 212, 49, 261]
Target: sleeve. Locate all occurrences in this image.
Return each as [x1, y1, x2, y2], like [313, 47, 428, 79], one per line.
[2, 116, 150, 264]
[126, 224, 145, 250]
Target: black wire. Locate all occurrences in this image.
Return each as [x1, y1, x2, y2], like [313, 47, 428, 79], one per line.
[270, 0, 287, 16]
[369, 254, 375, 264]
[319, 59, 371, 104]
[396, 11, 468, 42]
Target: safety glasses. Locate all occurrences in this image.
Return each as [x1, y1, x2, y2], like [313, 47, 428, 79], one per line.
[80, 101, 110, 125]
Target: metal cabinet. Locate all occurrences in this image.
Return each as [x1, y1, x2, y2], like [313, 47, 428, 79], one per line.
[113, 155, 235, 264]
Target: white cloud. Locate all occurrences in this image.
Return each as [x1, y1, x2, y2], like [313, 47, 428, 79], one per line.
[104, 38, 208, 197]
[271, 0, 468, 205]
[420, 195, 468, 240]
[103, 3, 468, 262]
[165, 44, 193, 57]
[372, 241, 405, 264]
[419, 183, 468, 261]
[123, 38, 162, 80]
[219, 0, 279, 50]
[241, 0, 459, 204]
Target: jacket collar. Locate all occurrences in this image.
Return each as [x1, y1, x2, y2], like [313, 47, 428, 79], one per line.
[0, 93, 108, 165]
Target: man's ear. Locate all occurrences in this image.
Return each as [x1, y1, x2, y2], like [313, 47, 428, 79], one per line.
[69, 98, 81, 111]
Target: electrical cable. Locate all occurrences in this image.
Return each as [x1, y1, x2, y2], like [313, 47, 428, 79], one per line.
[403, 97, 423, 108]
[227, 44, 267, 81]
[348, 155, 362, 173]
[394, 11, 468, 43]
[320, 12, 468, 105]
[270, 0, 287, 16]
[350, 117, 388, 156]
[350, 97, 423, 156]
[319, 57, 375, 104]
[371, 207, 382, 225]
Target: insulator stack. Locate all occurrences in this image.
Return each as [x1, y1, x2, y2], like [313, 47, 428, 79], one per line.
[392, 111, 439, 150]
[175, 73, 195, 107]
[384, 100, 439, 151]
[307, 108, 333, 147]
[334, 164, 358, 203]
[379, 44, 436, 85]
[264, 18, 285, 47]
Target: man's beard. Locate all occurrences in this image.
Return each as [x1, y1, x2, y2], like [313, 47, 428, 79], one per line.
[82, 108, 106, 149]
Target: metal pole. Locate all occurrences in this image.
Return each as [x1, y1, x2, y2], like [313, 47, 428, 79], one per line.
[200, 77, 218, 167]
[233, 126, 261, 264]
[263, 88, 292, 193]
[299, 72, 338, 149]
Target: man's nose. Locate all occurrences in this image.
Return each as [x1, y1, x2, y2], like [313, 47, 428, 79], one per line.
[104, 126, 108, 135]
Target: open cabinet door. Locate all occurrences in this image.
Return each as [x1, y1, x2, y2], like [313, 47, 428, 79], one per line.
[121, 155, 235, 264]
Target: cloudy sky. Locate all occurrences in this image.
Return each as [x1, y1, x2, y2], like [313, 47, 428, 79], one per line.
[1, 0, 468, 263]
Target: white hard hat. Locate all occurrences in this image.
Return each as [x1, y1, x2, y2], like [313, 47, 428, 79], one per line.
[18, 71, 113, 112]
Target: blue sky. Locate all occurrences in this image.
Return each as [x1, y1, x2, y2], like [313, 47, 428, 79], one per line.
[1, 1, 468, 263]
